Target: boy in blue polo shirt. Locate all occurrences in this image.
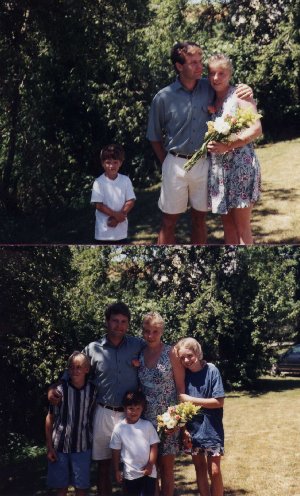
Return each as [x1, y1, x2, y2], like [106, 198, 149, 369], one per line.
[46, 351, 96, 496]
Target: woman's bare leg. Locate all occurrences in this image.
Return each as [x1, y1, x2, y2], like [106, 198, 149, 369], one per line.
[158, 454, 175, 496]
[231, 206, 254, 245]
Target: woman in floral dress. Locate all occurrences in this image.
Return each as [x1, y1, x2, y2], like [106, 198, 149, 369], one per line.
[138, 312, 185, 496]
[207, 53, 262, 244]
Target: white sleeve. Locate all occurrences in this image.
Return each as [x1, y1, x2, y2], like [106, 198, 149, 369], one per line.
[109, 426, 122, 450]
[148, 423, 160, 445]
[125, 178, 136, 201]
[91, 179, 103, 203]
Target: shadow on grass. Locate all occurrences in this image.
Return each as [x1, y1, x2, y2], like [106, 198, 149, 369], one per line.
[225, 376, 300, 400]
[224, 490, 250, 495]
[253, 186, 300, 243]
[0, 187, 224, 245]
[0, 458, 122, 496]
[249, 375, 300, 396]
[0, 206, 95, 244]
[0, 181, 300, 244]
[262, 186, 300, 204]
[114, 186, 224, 245]
[174, 455, 250, 495]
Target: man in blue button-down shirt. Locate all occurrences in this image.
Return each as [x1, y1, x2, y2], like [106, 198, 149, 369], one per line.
[48, 302, 144, 496]
[147, 41, 252, 245]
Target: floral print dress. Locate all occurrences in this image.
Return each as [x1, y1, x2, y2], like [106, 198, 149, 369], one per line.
[138, 344, 179, 455]
[208, 86, 261, 214]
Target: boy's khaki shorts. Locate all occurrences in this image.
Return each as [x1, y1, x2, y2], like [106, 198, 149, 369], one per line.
[158, 153, 209, 214]
[92, 404, 124, 460]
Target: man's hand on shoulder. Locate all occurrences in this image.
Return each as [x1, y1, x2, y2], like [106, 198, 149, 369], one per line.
[235, 83, 254, 101]
[48, 385, 62, 406]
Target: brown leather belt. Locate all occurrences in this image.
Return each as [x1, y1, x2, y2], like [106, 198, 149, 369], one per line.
[98, 402, 124, 412]
[169, 150, 194, 160]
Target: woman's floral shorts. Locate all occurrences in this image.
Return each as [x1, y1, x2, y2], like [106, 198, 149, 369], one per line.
[185, 445, 224, 457]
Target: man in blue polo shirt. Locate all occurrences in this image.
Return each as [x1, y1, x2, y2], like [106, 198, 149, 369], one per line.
[147, 41, 252, 245]
[48, 302, 144, 496]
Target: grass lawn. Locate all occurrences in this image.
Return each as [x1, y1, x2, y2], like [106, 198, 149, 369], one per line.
[1, 376, 299, 496]
[0, 138, 299, 245]
[253, 138, 300, 244]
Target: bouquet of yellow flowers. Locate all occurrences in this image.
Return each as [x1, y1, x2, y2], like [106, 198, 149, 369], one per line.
[157, 402, 201, 439]
[184, 106, 262, 172]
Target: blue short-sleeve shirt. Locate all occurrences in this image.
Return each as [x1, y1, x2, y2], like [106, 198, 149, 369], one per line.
[185, 362, 225, 449]
[146, 78, 215, 155]
[83, 335, 144, 407]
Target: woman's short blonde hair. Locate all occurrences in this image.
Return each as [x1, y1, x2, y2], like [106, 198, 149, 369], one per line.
[208, 53, 233, 75]
[142, 311, 165, 331]
[174, 337, 203, 360]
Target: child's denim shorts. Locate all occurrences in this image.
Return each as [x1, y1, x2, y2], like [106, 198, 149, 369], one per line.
[47, 449, 92, 489]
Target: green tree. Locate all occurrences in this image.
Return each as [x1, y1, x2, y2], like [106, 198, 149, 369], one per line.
[0, 246, 74, 446]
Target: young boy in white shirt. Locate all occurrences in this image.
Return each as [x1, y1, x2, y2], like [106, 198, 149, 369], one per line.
[91, 144, 136, 243]
[110, 391, 160, 496]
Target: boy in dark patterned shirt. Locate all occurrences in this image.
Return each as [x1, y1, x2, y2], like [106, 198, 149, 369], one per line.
[46, 352, 96, 496]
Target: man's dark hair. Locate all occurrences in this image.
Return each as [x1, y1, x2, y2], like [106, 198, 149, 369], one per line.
[170, 41, 202, 68]
[100, 144, 125, 163]
[105, 302, 131, 322]
[122, 390, 147, 409]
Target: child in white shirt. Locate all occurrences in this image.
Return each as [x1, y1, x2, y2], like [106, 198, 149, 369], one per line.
[110, 391, 160, 496]
[91, 144, 136, 242]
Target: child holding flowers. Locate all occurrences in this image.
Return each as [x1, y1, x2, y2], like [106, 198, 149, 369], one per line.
[206, 53, 262, 245]
[174, 338, 225, 496]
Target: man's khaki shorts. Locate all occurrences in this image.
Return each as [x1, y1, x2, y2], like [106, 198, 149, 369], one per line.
[158, 153, 209, 214]
[92, 404, 124, 460]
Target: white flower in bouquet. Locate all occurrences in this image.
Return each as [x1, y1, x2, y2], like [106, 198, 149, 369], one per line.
[213, 117, 231, 135]
[161, 412, 171, 423]
[166, 418, 177, 429]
